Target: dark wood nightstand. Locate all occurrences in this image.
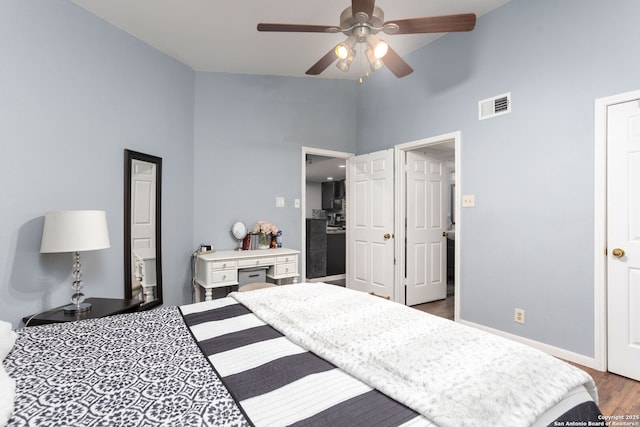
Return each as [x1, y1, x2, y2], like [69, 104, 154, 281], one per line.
[23, 297, 143, 326]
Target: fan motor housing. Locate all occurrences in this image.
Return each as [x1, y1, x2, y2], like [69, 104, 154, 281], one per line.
[340, 6, 384, 36]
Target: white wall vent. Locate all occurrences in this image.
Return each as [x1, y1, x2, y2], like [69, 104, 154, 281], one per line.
[478, 92, 511, 120]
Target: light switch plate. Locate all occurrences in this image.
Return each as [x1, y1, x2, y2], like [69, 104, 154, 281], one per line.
[294, 199, 300, 208]
[462, 194, 475, 207]
[276, 197, 285, 208]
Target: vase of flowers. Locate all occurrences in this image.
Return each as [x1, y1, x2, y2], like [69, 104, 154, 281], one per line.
[253, 220, 278, 249]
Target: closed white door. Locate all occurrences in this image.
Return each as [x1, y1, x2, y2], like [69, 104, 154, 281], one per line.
[405, 151, 446, 305]
[607, 99, 640, 381]
[347, 149, 395, 299]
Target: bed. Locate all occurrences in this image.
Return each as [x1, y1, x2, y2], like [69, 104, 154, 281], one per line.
[2, 283, 601, 426]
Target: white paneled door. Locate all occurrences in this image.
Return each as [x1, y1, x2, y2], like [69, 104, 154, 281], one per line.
[607, 100, 640, 381]
[347, 149, 395, 299]
[131, 159, 156, 252]
[405, 152, 446, 305]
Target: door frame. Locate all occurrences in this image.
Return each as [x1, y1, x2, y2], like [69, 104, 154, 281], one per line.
[300, 147, 354, 282]
[394, 131, 461, 319]
[594, 89, 640, 372]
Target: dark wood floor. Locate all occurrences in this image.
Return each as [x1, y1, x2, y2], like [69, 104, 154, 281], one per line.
[412, 296, 454, 321]
[413, 296, 640, 418]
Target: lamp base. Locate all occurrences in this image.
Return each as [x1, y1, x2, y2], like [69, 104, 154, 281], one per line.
[63, 302, 92, 315]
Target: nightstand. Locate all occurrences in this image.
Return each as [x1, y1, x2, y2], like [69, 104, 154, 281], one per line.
[23, 297, 143, 326]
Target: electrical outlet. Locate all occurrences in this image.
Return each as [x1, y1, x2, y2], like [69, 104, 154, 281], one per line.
[276, 197, 285, 208]
[462, 194, 475, 207]
[514, 308, 525, 324]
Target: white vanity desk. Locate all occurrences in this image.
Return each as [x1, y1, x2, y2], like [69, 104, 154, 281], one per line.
[194, 248, 300, 302]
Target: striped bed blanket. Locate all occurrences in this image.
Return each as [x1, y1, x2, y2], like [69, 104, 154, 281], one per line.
[180, 283, 599, 427]
[180, 298, 430, 426]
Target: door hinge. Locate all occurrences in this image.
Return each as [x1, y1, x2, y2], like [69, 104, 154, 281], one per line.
[604, 248, 607, 256]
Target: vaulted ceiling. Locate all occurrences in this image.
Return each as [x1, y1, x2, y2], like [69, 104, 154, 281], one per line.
[71, 0, 510, 80]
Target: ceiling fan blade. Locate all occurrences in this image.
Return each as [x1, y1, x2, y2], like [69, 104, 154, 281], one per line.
[257, 23, 339, 33]
[306, 49, 338, 76]
[386, 13, 476, 35]
[352, 0, 375, 19]
[383, 46, 413, 78]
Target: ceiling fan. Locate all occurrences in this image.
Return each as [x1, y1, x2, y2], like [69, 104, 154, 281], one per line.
[257, 0, 476, 78]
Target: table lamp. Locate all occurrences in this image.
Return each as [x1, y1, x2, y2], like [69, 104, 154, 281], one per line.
[40, 210, 111, 314]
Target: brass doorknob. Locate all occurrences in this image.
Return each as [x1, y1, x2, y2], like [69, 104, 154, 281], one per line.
[612, 248, 625, 258]
[384, 233, 391, 239]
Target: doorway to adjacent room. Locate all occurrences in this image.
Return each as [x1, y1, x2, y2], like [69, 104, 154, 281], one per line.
[300, 147, 352, 284]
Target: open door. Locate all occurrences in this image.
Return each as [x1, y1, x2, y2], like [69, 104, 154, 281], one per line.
[405, 151, 447, 305]
[607, 99, 640, 381]
[347, 149, 395, 299]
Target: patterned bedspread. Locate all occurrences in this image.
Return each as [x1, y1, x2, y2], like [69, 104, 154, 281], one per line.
[4, 307, 248, 427]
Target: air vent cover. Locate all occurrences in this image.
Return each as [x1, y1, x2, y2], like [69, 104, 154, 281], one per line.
[478, 92, 511, 120]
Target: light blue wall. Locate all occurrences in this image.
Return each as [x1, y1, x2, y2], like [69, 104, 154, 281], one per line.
[193, 73, 357, 254]
[357, 0, 640, 357]
[2, 0, 629, 360]
[0, 0, 195, 327]
[0, 1, 357, 327]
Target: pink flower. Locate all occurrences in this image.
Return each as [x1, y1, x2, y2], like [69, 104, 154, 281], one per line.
[253, 220, 278, 235]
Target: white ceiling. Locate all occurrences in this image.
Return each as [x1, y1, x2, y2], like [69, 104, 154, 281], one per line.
[70, 0, 510, 80]
[306, 155, 347, 183]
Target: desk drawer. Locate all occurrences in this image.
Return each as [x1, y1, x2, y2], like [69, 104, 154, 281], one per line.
[210, 269, 237, 284]
[210, 260, 237, 270]
[277, 254, 297, 264]
[238, 257, 276, 268]
[273, 262, 296, 277]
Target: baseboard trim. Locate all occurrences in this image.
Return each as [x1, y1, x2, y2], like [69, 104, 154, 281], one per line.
[457, 319, 598, 370]
[307, 274, 346, 283]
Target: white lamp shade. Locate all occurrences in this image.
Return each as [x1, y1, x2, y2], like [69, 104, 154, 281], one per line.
[41, 210, 111, 253]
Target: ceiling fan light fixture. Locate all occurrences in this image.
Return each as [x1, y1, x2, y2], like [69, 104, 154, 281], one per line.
[336, 48, 355, 72]
[336, 59, 351, 72]
[334, 35, 357, 60]
[367, 35, 388, 59]
[335, 44, 349, 60]
[365, 48, 384, 72]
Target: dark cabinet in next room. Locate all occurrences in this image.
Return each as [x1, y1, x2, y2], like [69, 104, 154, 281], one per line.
[306, 218, 327, 279]
[321, 180, 345, 211]
[326, 231, 345, 276]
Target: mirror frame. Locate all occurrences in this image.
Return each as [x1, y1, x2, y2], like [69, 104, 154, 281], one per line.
[231, 221, 247, 240]
[124, 149, 163, 310]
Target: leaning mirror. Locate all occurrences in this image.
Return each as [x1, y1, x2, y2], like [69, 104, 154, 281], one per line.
[124, 149, 162, 310]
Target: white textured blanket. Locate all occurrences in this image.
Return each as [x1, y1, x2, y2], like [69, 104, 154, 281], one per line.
[230, 283, 597, 427]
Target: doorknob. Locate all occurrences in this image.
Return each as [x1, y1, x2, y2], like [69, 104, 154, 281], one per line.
[384, 233, 392, 240]
[612, 248, 625, 258]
